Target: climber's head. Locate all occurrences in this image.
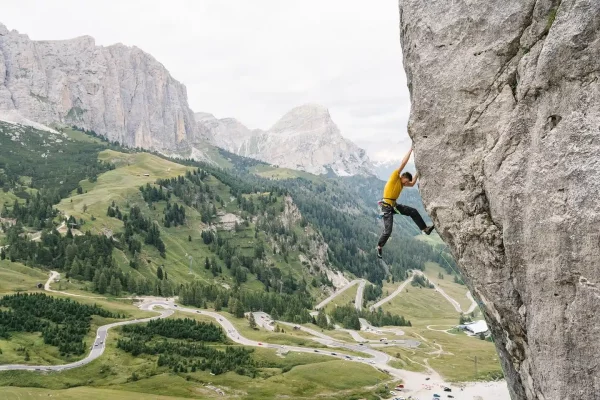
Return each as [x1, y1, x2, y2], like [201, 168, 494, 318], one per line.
[400, 172, 413, 185]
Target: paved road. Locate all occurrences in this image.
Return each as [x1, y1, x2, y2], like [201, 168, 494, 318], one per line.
[252, 311, 274, 331]
[314, 279, 363, 310]
[418, 271, 463, 313]
[44, 271, 105, 298]
[374, 270, 464, 314]
[371, 271, 416, 310]
[0, 304, 173, 372]
[0, 290, 507, 397]
[466, 291, 478, 314]
[354, 279, 366, 311]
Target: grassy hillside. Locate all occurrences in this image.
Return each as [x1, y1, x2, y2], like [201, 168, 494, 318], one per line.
[382, 286, 459, 326]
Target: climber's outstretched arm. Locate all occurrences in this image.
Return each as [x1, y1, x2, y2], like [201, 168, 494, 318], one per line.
[398, 147, 413, 173]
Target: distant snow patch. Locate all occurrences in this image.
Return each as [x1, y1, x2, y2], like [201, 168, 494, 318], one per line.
[0, 110, 60, 134]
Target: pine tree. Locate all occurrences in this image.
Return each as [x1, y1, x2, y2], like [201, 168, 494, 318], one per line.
[109, 276, 121, 296]
[248, 313, 257, 330]
[316, 309, 328, 329]
[157, 266, 164, 280]
[214, 296, 223, 311]
[98, 271, 109, 294]
[270, 307, 279, 320]
[232, 299, 245, 318]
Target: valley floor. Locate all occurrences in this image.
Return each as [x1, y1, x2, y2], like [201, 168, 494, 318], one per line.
[0, 268, 509, 400]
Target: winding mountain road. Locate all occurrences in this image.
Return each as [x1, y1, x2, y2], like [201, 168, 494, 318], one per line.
[0, 273, 509, 398]
[424, 273, 463, 313]
[0, 304, 173, 372]
[370, 271, 416, 310]
[466, 291, 478, 314]
[314, 279, 364, 310]
[354, 279, 366, 310]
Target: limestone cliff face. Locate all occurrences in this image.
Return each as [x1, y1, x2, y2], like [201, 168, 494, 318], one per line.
[399, 0, 600, 398]
[0, 23, 197, 152]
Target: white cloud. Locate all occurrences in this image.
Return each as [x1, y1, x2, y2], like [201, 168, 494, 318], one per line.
[1, 0, 411, 161]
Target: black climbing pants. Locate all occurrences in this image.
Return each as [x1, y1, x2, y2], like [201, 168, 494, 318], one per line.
[377, 203, 427, 248]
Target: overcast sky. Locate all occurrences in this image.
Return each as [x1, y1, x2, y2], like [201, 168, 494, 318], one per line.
[1, 0, 412, 162]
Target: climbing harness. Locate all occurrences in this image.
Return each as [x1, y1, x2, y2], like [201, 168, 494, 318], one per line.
[376, 200, 401, 219]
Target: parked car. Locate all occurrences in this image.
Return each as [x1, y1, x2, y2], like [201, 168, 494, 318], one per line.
[443, 387, 452, 392]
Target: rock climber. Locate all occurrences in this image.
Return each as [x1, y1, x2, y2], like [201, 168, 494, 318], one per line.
[376, 147, 435, 259]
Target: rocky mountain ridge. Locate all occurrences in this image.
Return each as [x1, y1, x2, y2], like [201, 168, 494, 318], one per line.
[0, 23, 199, 152]
[0, 22, 373, 177]
[197, 104, 375, 176]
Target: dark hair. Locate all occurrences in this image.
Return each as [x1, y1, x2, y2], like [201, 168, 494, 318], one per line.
[401, 172, 413, 181]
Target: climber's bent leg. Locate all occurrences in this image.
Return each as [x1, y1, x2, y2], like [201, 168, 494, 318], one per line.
[394, 204, 428, 231]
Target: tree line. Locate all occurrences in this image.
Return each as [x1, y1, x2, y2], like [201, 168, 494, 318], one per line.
[121, 318, 225, 342]
[0, 122, 113, 228]
[330, 304, 411, 329]
[179, 280, 313, 324]
[0, 293, 118, 356]
[2, 223, 173, 297]
[117, 318, 256, 376]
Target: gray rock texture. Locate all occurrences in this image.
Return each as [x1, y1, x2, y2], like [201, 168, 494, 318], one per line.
[399, 0, 600, 398]
[0, 23, 197, 152]
[198, 104, 376, 176]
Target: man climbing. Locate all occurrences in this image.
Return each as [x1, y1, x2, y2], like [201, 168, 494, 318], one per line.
[376, 147, 434, 259]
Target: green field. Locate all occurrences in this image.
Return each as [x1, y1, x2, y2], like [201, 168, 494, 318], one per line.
[0, 387, 189, 400]
[56, 149, 191, 234]
[382, 327, 503, 382]
[223, 312, 327, 348]
[0, 317, 388, 400]
[423, 262, 474, 312]
[0, 261, 48, 294]
[381, 283, 459, 327]
[323, 285, 358, 314]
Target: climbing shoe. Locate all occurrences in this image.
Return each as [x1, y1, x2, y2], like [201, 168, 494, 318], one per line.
[376, 247, 383, 259]
[423, 226, 435, 235]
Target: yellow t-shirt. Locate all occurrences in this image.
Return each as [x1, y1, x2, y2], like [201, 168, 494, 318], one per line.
[382, 168, 402, 206]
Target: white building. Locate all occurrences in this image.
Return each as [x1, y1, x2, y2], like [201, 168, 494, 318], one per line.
[463, 320, 489, 336]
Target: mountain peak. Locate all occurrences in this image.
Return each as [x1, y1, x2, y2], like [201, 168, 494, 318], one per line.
[197, 104, 375, 177]
[269, 103, 336, 137]
[195, 112, 217, 122]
